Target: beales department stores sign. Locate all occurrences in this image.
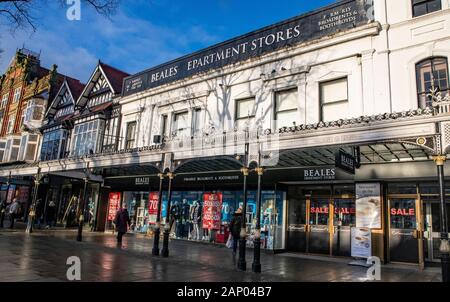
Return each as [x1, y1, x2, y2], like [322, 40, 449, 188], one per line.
[123, 0, 372, 96]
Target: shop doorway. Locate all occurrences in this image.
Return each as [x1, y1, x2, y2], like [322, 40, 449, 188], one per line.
[388, 198, 421, 264]
[422, 198, 450, 263]
[287, 186, 355, 257]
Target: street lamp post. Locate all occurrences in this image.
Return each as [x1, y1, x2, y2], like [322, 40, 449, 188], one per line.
[434, 155, 450, 282]
[152, 173, 165, 256]
[0, 171, 11, 228]
[26, 169, 41, 234]
[238, 166, 249, 271]
[77, 176, 90, 242]
[252, 166, 264, 273]
[161, 172, 174, 257]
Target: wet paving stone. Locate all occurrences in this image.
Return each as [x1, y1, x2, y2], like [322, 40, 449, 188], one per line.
[0, 229, 443, 282]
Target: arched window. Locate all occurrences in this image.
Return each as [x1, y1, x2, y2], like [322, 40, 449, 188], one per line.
[416, 57, 449, 108]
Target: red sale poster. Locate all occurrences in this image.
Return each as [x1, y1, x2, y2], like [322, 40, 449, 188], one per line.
[202, 192, 223, 230]
[148, 192, 160, 224]
[107, 192, 121, 221]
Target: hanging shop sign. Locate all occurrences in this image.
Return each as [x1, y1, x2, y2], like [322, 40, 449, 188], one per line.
[335, 150, 356, 174]
[351, 227, 372, 258]
[123, 0, 372, 96]
[202, 192, 223, 230]
[356, 183, 381, 229]
[107, 192, 121, 221]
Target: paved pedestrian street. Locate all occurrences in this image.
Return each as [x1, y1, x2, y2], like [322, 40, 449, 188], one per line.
[0, 229, 442, 282]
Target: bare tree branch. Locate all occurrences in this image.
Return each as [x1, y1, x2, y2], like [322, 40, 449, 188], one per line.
[0, 0, 120, 32]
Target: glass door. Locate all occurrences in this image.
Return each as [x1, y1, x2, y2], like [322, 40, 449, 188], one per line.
[287, 198, 308, 253]
[308, 199, 331, 255]
[332, 199, 355, 256]
[423, 199, 450, 262]
[388, 198, 420, 263]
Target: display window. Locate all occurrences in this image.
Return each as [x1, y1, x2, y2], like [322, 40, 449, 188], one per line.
[112, 189, 286, 250]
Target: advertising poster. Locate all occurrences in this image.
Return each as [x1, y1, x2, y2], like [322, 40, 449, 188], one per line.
[107, 192, 121, 221]
[202, 192, 223, 230]
[351, 227, 372, 258]
[356, 183, 381, 229]
[148, 192, 160, 224]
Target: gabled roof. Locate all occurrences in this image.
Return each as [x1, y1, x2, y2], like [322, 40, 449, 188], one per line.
[76, 61, 129, 109]
[45, 77, 85, 122]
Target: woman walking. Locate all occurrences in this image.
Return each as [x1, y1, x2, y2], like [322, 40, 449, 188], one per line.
[114, 206, 130, 244]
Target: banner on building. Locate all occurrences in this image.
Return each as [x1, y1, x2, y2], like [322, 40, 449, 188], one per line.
[202, 192, 223, 230]
[148, 192, 160, 224]
[356, 183, 381, 229]
[351, 227, 372, 258]
[107, 192, 121, 221]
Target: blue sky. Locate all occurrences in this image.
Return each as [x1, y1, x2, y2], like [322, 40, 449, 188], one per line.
[0, 0, 336, 82]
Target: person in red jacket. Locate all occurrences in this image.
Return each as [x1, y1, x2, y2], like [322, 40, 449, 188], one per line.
[113, 206, 130, 244]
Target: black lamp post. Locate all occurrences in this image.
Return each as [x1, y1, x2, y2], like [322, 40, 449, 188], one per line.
[434, 155, 450, 282]
[0, 171, 11, 228]
[77, 166, 90, 242]
[152, 173, 165, 256]
[161, 172, 174, 257]
[26, 169, 41, 234]
[238, 166, 249, 271]
[252, 166, 264, 273]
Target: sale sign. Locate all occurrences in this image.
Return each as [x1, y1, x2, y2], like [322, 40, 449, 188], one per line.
[202, 193, 223, 230]
[107, 192, 121, 221]
[148, 192, 160, 224]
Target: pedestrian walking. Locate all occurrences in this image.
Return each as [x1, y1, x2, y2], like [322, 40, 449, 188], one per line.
[0, 199, 7, 228]
[46, 200, 57, 229]
[113, 206, 130, 243]
[230, 207, 243, 255]
[8, 198, 20, 229]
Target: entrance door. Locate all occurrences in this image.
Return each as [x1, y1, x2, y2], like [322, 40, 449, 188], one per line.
[287, 199, 308, 253]
[308, 199, 331, 255]
[332, 199, 355, 256]
[423, 200, 450, 262]
[388, 198, 420, 263]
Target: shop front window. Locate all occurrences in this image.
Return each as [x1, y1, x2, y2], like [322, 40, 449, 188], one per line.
[333, 199, 356, 226]
[310, 200, 329, 225]
[390, 199, 417, 229]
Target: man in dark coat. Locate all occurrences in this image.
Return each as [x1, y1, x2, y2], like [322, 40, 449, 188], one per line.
[230, 208, 243, 255]
[114, 206, 130, 243]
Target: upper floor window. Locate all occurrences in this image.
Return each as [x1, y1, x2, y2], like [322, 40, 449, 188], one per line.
[71, 120, 102, 156]
[320, 77, 349, 122]
[161, 115, 168, 139]
[1, 94, 8, 109]
[416, 57, 449, 108]
[235, 98, 256, 129]
[24, 99, 45, 123]
[192, 108, 202, 137]
[13, 88, 21, 103]
[41, 129, 67, 161]
[125, 121, 137, 149]
[7, 117, 15, 134]
[412, 0, 442, 17]
[172, 111, 189, 138]
[275, 88, 298, 128]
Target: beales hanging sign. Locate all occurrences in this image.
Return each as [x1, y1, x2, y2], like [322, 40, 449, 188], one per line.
[123, 0, 372, 96]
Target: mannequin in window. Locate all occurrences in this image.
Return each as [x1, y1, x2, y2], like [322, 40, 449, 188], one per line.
[180, 199, 191, 238]
[190, 200, 202, 240]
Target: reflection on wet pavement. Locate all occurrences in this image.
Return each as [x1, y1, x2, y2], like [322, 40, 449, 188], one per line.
[0, 230, 442, 282]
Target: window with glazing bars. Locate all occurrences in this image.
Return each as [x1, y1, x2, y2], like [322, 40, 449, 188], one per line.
[416, 57, 449, 108]
[412, 0, 441, 17]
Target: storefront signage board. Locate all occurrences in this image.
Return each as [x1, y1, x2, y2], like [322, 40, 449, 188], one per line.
[356, 183, 381, 229]
[202, 192, 223, 230]
[107, 192, 121, 221]
[301, 167, 336, 181]
[351, 227, 372, 258]
[123, 0, 372, 96]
